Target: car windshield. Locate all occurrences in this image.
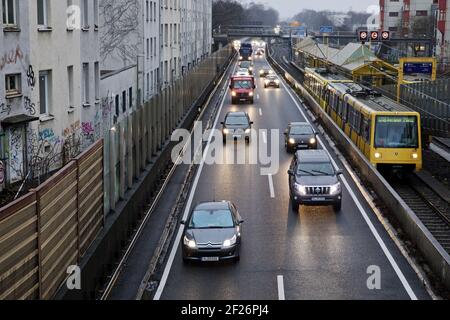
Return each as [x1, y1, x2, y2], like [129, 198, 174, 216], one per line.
[240, 62, 251, 68]
[291, 125, 313, 135]
[267, 76, 277, 80]
[232, 80, 252, 89]
[226, 116, 249, 126]
[189, 209, 235, 229]
[374, 116, 418, 148]
[297, 162, 334, 176]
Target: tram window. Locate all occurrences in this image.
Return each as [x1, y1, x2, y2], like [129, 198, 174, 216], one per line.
[363, 119, 371, 142]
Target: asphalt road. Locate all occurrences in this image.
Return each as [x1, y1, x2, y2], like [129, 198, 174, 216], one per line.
[152, 55, 432, 300]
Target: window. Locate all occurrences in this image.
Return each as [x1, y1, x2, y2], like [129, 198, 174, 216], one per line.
[147, 38, 150, 59]
[82, 63, 89, 104]
[5, 73, 21, 96]
[389, 12, 399, 17]
[146, 0, 149, 21]
[2, 0, 17, 26]
[37, 0, 49, 26]
[82, 0, 89, 28]
[129, 87, 133, 108]
[122, 90, 126, 113]
[146, 73, 150, 97]
[94, 62, 99, 99]
[416, 10, 428, 17]
[67, 66, 74, 107]
[115, 95, 119, 116]
[39, 71, 50, 114]
[94, 0, 98, 28]
[389, 27, 398, 32]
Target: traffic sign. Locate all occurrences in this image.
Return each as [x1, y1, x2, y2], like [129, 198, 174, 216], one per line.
[291, 26, 307, 38]
[403, 62, 433, 74]
[381, 31, 390, 41]
[370, 31, 380, 41]
[359, 31, 368, 42]
[319, 26, 333, 33]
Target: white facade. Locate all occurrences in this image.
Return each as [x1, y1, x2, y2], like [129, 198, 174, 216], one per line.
[0, 0, 99, 186]
[381, 0, 434, 34]
[180, 0, 212, 74]
[160, 0, 181, 87]
[436, 0, 450, 68]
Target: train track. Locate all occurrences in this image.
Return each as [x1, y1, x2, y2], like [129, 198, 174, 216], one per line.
[390, 173, 450, 254]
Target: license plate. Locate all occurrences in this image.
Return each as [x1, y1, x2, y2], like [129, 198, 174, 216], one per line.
[299, 144, 308, 148]
[311, 197, 325, 201]
[201, 257, 219, 262]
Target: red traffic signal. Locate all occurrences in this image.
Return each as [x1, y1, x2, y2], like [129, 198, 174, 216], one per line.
[370, 31, 380, 41]
[359, 31, 368, 42]
[381, 31, 390, 41]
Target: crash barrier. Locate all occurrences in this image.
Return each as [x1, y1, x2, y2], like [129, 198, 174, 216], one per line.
[267, 52, 450, 291]
[56, 46, 236, 299]
[0, 140, 103, 299]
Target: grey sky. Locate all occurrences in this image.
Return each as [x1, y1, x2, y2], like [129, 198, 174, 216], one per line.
[251, 0, 378, 20]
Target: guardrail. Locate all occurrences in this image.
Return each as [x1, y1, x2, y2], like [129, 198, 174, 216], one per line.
[267, 52, 450, 291]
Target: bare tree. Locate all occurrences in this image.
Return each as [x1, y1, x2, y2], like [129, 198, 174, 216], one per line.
[100, 0, 141, 65]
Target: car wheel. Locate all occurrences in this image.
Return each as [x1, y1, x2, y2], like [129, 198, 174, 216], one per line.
[223, 136, 226, 144]
[234, 255, 240, 263]
[333, 202, 342, 212]
[182, 256, 189, 264]
[291, 200, 300, 212]
[245, 137, 250, 144]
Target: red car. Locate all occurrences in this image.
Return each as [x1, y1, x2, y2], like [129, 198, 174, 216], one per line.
[229, 75, 256, 104]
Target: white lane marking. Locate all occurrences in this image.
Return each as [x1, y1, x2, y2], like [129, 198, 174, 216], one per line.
[256, 93, 260, 100]
[259, 108, 263, 116]
[262, 130, 267, 144]
[278, 65, 418, 300]
[277, 275, 285, 300]
[268, 174, 275, 198]
[153, 62, 237, 300]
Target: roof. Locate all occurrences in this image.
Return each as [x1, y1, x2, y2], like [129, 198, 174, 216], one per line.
[297, 37, 381, 72]
[295, 150, 330, 163]
[290, 122, 310, 126]
[328, 82, 415, 113]
[227, 111, 247, 117]
[194, 201, 231, 211]
[1, 114, 39, 127]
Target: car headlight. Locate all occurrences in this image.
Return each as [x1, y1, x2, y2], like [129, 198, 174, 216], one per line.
[249, 67, 253, 71]
[231, 91, 237, 97]
[295, 183, 307, 195]
[260, 70, 264, 74]
[184, 236, 196, 249]
[374, 152, 382, 159]
[265, 80, 269, 85]
[309, 137, 316, 144]
[239, 56, 243, 60]
[275, 80, 280, 84]
[245, 128, 251, 134]
[223, 235, 237, 248]
[223, 128, 229, 134]
[289, 138, 296, 144]
[249, 92, 254, 97]
[412, 152, 418, 159]
[329, 182, 341, 195]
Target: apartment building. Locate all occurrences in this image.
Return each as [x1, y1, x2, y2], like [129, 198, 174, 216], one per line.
[0, 0, 99, 186]
[380, 0, 435, 35]
[160, 0, 181, 87]
[99, 0, 161, 125]
[180, 0, 212, 73]
[436, 0, 449, 68]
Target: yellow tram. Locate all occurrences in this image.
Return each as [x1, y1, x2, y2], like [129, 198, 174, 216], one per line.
[304, 68, 422, 171]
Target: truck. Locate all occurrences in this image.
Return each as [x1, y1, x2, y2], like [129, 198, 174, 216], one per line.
[229, 75, 256, 104]
[239, 42, 253, 61]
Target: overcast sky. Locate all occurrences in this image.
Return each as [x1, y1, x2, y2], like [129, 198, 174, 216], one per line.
[250, 0, 378, 20]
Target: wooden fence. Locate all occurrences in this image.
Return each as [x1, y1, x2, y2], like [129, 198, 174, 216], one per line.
[0, 140, 103, 299]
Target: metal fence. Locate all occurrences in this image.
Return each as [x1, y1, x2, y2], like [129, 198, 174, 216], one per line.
[0, 140, 103, 299]
[103, 45, 233, 214]
[378, 79, 450, 138]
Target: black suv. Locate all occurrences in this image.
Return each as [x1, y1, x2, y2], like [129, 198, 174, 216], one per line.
[221, 111, 253, 144]
[288, 150, 343, 212]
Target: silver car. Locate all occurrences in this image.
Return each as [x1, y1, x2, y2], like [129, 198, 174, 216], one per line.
[221, 111, 253, 144]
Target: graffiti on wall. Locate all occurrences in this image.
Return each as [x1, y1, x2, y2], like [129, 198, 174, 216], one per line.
[26, 65, 36, 89]
[81, 122, 95, 145]
[0, 45, 24, 71]
[8, 126, 25, 183]
[23, 96, 36, 115]
[0, 103, 11, 115]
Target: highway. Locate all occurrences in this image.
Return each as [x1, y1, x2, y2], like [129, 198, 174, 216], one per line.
[151, 54, 432, 300]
